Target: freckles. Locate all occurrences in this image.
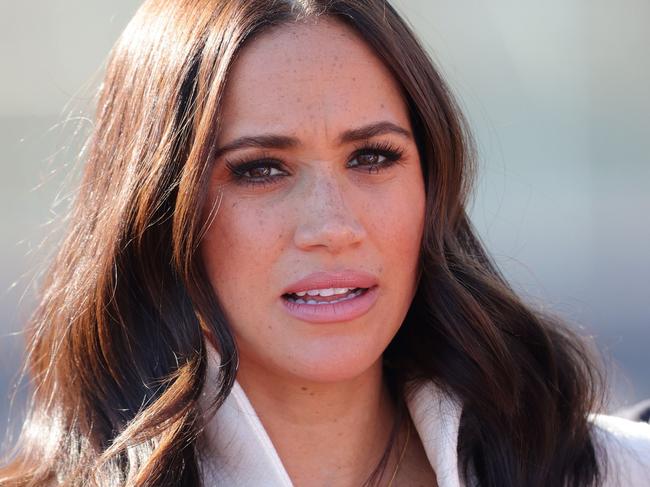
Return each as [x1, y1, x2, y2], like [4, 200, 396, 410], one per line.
[370, 264, 384, 275]
[251, 206, 278, 231]
[360, 198, 373, 214]
[371, 199, 420, 252]
[232, 205, 289, 254]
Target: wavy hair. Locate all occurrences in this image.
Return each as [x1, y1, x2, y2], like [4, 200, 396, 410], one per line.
[1, 0, 604, 485]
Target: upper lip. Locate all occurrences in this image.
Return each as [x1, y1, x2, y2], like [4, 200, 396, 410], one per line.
[282, 270, 378, 295]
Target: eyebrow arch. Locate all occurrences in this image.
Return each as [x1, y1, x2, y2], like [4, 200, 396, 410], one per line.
[338, 121, 412, 144]
[214, 134, 299, 158]
[214, 121, 412, 158]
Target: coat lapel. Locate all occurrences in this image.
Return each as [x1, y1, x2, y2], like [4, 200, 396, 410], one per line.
[199, 348, 464, 486]
[406, 382, 464, 487]
[199, 351, 294, 486]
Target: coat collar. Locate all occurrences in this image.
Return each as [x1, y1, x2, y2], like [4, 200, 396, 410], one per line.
[198, 348, 464, 487]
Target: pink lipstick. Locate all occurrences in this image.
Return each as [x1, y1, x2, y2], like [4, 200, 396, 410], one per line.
[280, 270, 379, 324]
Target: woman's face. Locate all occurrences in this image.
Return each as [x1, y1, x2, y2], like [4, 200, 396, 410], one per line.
[201, 18, 425, 384]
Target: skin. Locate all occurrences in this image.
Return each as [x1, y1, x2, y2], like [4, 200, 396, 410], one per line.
[201, 17, 434, 486]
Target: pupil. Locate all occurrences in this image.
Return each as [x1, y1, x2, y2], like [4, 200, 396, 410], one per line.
[250, 166, 270, 178]
[360, 154, 379, 165]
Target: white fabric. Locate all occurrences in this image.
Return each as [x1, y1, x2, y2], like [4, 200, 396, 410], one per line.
[199, 351, 650, 486]
[590, 414, 650, 486]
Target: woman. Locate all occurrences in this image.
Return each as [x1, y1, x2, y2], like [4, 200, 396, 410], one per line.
[2, 0, 649, 486]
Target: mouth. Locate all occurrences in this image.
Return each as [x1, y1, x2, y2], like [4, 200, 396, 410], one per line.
[282, 286, 368, 305]
[280, 284, 379, 324]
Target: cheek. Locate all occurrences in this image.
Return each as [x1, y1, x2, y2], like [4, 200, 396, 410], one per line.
[367, 178, 425, 260]
[362, 173, 426, 316]
[200, 195, 287, 313]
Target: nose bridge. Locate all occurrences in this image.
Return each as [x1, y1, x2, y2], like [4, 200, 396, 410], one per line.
[293, 169, 365, 251]
[309, 170, 348, 218]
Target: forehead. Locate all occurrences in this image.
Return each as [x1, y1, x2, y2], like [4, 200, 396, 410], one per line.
[217, 17, 410, 143]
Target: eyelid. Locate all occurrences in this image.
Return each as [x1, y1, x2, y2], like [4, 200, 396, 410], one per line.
[347, 140, 405, 166]
[225, 157, 289, 175]
[224, 156, 290, 188]
[224, 139, 405, 187]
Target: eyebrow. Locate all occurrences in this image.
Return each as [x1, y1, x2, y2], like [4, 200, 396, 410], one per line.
[338, 121, 412, 144]
[214, 121, 412, 158]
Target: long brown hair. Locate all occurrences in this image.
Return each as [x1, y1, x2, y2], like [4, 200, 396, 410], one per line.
[1, 1, 604, 485]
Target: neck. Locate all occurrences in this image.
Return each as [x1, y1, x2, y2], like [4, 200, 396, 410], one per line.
[236, 358, 397, 487]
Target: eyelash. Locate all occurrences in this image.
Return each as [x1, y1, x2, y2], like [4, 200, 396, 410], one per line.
[225, 141, 405, 188]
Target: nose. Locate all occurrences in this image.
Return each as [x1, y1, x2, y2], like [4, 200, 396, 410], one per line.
[293, 174, 367, 253]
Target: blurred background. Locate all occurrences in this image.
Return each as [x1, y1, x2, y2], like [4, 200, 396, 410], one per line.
[1, 0, 648, 444]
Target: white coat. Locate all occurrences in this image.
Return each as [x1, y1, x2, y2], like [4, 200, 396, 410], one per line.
[198, 351, 650, 486]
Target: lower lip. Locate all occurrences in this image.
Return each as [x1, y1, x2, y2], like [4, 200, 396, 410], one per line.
[281, 286, 379, 324]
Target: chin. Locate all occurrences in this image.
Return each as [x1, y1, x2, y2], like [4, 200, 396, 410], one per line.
[235, 313, 401, 385]
[279, 339, 387, 384]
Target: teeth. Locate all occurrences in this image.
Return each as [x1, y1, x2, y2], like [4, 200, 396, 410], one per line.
[287, 288, 364, 305]
[299, 287, 353, 297]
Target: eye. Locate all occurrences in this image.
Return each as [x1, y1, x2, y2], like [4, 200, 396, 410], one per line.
[350, 153, 390, 173]
[241, 165, 284, 179]
[347, 142, 404, 174]
[225, 159, 289, 187]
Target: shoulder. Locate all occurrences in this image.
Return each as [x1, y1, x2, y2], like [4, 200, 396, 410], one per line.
[589, 414, 650, 486]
